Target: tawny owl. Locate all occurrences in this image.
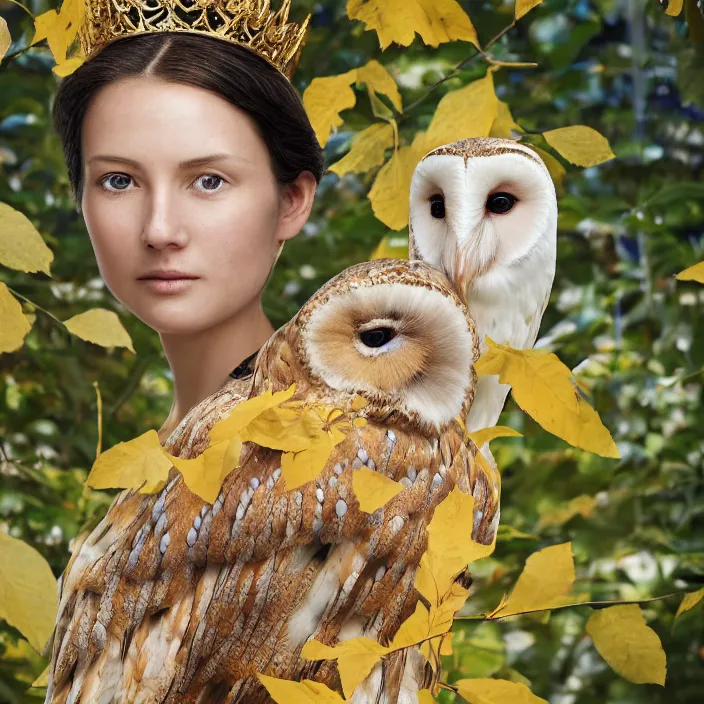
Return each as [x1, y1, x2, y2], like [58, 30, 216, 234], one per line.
[45, 259, 498, 704]
[408, 138, 558, 455]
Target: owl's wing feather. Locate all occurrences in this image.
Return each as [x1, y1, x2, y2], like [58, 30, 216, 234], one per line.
[47, 381, 496, 703]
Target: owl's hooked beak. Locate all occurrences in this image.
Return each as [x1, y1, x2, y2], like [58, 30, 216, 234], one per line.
[447, 225, 499, 306]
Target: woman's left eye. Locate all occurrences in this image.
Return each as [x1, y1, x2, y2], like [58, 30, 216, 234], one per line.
[195, 174, 226, 193]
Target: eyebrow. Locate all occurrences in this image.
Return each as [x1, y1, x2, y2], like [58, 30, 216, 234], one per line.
[87, 153, 250, 168]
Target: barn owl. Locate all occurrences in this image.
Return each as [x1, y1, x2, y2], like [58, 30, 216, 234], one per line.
[409, 138, 558, 447]
[45, 259, 498, 704]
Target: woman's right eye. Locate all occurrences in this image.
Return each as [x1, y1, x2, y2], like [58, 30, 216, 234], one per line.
[99, 173, 132, 192]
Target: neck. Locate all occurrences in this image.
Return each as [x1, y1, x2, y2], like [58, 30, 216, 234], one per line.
[158, 299, 275, 438]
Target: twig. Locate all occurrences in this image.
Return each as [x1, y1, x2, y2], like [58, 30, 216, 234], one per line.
[402, 19, 522, 116]
[5, 285, 68, 330]
[5, 0, 34, 18]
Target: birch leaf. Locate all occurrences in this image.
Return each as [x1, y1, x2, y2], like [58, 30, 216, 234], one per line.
[0, 18, 11, 63]
[419, 691, 436, 704]
[302, 637, 389, 699]
[490, 100, 523, 138]
[469, 426, 523, 449]
[0, 534, 58, 653]
[209, 383, 297, 444]
[369, 132, 432, 229]
[347, 0, 478, 50]
[456, 678, 547, 704]
[475, 337, 620, 458]
[303, 70, 358, 147]
[356, 60, 402, 112]
[515, 0, 544, 21]
[675, 587, 704, 620]
[675, 261, 704, 283]
[63, 309, 135, 352]
[415, 487, 495, 604]
[586, 605, 667, 685]
[330, 122, 395, 177]
[426, 72, 499, 148]
[542, 126, 615, 167]
[85, 429, 172, 494]
[488, 543, 576, 618]
[257, 674, 346, 703]
[538, 495, 597, 529]
[370, 235, 409, 260]
[0, 203, 54, 274]
[163, 436, 242, 504]
[352, 467, 403, 512]
[0, 282, 32, 354]
[664, 0, 684, 16]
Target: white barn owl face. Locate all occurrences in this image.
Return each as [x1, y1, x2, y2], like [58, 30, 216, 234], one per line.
[409, 138, 558, 302]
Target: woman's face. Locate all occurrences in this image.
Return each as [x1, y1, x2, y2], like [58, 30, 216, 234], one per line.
[81, 77, 309, 334]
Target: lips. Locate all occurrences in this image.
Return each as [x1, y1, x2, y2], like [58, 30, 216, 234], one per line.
[138, 271, 199, 280]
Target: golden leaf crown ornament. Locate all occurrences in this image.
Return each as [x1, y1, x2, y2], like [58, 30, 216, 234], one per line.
[77, 0, 311, 79]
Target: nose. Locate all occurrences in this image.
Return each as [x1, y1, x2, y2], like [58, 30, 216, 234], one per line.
[141, 185, 188, 250]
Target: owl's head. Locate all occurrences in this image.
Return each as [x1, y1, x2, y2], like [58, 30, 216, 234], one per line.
[261, 260, 478, 433]
[408, 138, 557, 303]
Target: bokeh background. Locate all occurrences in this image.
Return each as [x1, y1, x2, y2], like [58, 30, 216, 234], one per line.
[1, 0, 702, 701]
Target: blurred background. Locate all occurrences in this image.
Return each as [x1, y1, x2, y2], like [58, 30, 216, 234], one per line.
[0, 0, 702, 701]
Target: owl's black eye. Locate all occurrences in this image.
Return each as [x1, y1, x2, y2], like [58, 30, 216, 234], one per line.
[430, 194, 445, 219]
[486, 192, 517, 214]
[359, 327, 396, 348]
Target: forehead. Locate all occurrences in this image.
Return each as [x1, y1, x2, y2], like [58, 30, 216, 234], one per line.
[423, 138, 543, 167]
[81, 77, 265, 160]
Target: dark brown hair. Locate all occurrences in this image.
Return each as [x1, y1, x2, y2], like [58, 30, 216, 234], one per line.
[51, 32, 324, 212]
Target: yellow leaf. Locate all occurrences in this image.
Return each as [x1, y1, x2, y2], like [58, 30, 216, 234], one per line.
[302, 637, 388, 699]
[475, 338, 620, 458]
[356, 60, 403, 112]
[63, 308, 135, 352]
[351, 393, 370, 410]
[426, 72, 499, 148]
[488, 542, 575, 618]
[257, 674, 346, 703]
[675, 261, 704, 283]
[32, 664, 50, 688]
[542, 126, 615, 168]
[0, 17, 11, 63]
[369, 131, 432, 230]
[538, 495, 597, 530]
[330, 122, 396, 177]
[419, 690, 436, 704]
[0, 203, 54, 275]
[526, 145, 567, 193]
[675, 588, 704, 620]
[163, 436, 242, 504]
[53, 55, 86, 77]
[209, 383, 297, 444]
[0, 533, 58, 653]
[586, 605, 667, 685]
[31, 0, 85, 64]
[281, 431, 336, 490]
[456, 678, 547, 704]
[469, 426, 523, 448]
[415, 487, 495, 604]
[0, 282, 32, 354]
[515, 0, 544, 21]
[85, 429, 172, 494]
[347, 0, 479, 50]
[352, 468, 403, 512]
[303, 69, 358, 147]
[664, 0, 684, 16]
[489, 100, 523, 139]
[370, 234, 409, 260]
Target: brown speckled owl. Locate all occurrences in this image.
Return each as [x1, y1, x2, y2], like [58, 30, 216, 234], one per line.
[45, 259, 499, 704]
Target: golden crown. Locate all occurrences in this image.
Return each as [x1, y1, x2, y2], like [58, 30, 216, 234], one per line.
[77, 0, 311, 79]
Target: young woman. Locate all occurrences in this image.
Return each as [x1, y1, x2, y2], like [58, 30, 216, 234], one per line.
[51, 31, 324, 444]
